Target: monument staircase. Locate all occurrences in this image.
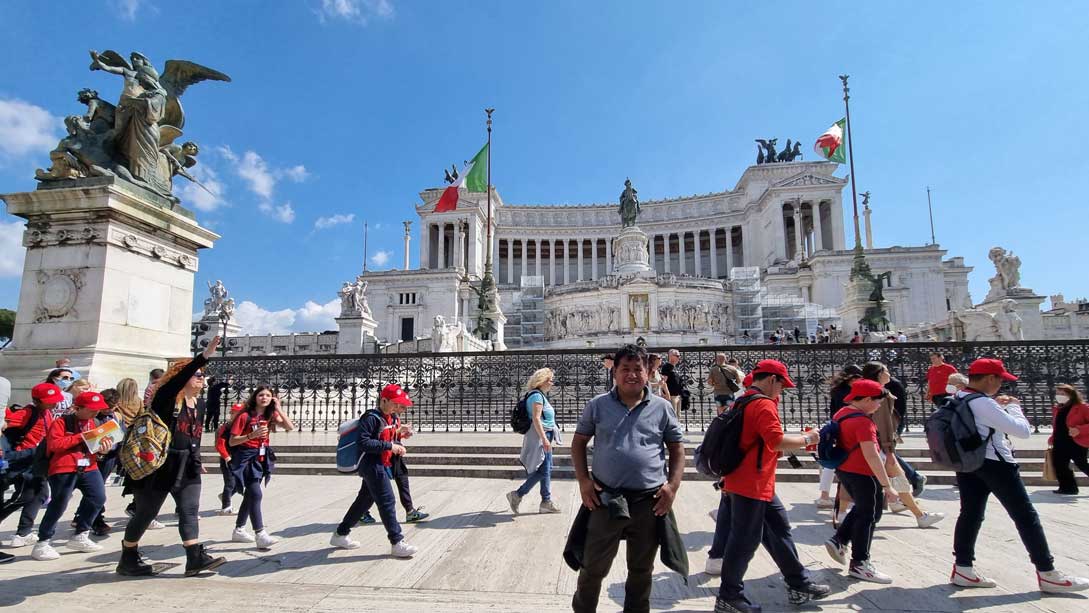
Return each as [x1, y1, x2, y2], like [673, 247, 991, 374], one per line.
[201, 432, 1081, 487]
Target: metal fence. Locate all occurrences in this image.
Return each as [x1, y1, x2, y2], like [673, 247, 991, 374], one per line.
[203, 340, 1089, 433]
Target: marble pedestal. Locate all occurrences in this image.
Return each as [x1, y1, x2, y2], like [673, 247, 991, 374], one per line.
[0, 177, 218, 397]
[612, 226, 655, 277]
[484, 307, 507, 351]
[838, 275, 881, 335]
[978, 290, 1046, 340]
[336, 313, 378, 354]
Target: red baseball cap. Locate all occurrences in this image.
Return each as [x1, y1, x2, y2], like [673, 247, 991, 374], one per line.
[967, 358, 1018, 381]
[31, 382, 64, 404]
[380, 383, 413, 407]
[742, 372, 753, 388]
[751, 359, 796, 388]
[844, 379, 887, 402]
[230, 403, 245, 412]
[74, 391, 109, 411]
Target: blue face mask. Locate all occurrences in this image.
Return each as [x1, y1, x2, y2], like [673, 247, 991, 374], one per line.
[56, 378, 73, 390]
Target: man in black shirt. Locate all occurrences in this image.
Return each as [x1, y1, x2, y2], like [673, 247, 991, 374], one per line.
[204, 377, 230, 431]
[660, 349, 685, 412]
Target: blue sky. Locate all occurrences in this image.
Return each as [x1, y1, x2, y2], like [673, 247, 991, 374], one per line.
[2, 1, 1087, 334]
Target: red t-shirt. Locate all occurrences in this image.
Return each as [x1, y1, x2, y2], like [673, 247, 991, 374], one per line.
[834, 407, 878, 476]
[926, 363, 958, 398]
[722, 393, 784, 502]
[230, 412, 269, 449]
[46, 416, 97, 476]
[4, 406, 52, 451]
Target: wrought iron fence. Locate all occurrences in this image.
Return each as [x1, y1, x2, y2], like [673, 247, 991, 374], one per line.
[203, 340, 1089, 433]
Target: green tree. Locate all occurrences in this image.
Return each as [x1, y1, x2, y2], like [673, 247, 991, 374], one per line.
[0, 308, 14, 348]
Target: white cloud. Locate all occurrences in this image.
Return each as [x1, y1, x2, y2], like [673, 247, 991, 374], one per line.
[283, 165, 309, 182]
[259, 201, 296, 223]
[234, 298, 341, 335]
[370, 249, 392, 267]
[175, 164, 227, 212]
[112, 0, 148, 21]
[314, 213, 355, 230]
[318, 0, 394, 24]
[0, 98, 60, 159]
[0, 220, 26, 277]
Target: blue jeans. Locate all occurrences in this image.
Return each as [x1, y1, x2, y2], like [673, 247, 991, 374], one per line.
[896, 453, 921, 487]
[37, 470, 106, 541]
[516, 432, 554, 501]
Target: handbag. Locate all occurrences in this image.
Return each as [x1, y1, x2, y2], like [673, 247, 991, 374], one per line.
[1043, 448, 1058, 482]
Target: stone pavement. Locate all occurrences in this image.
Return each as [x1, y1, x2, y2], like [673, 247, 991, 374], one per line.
[1, 472, 1088, 612]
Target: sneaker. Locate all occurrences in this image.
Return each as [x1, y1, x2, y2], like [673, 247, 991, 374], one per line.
[714, 596, 762, 613]
[147, 519, 166, 530]
[708, 508, 718, 521]
[218, 493, 234, 515]
[391, 541, 418, 558]
[0, 552, 14, 564]
[255, 530, 279, 550]
[66, 531, 103, 553]
[912, 474, 927, 498]
[405, 508, 430, 522]
[359, 512, 377, 525]
[330, 533, 359, 550]
[849, 560, 893, 584]
[815, 497, 835, 509]
[31, 540, 60, 561]
[217, 506, 234, 516]
[1038, 569, 1089, 593]
[825, 539, 847, 566]
[705, 557, 723, 576]
[506, 491, 522, 514]
[91, 518, 112, 537]
[788, 581, 831, 605]
[916, 512, 945, 528]
[232, 527, 256, 543]
[539, 500, 562, 514]
[950, 564, 997, 588]
[888, 501, 908, 514]
[4, 533, 38, 548]
[69, 519, 78, 529]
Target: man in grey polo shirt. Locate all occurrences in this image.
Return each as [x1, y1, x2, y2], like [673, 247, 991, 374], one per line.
[570, 344, 686, 613]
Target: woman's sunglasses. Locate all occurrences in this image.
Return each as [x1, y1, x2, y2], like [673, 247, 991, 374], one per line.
[192, 372, 206, 379]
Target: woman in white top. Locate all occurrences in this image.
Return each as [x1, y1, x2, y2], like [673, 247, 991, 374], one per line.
[648, 354, 671, 402]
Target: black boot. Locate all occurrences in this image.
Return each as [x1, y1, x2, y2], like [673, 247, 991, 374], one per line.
[92, 516, 113, 537]
[116, 545, 155, 576]
[184, 543, 226, 577]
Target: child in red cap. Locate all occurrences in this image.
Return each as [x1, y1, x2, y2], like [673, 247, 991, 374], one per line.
[31, 391, 113, 561]
[1, 383, 63, 552]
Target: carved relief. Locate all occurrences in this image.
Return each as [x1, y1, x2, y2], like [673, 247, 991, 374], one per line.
[34, 269, 84, 322]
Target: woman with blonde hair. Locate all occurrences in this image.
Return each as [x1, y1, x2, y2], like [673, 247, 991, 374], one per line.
[507, 367, 563, 515]
[114, 378, 143, 426]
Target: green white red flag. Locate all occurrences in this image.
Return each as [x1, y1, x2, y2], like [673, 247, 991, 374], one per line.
[814, 118, 847, 163]
[435, 143, 489, 212]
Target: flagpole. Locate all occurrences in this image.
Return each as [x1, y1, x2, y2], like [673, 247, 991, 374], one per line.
[362, 221, 369, 273]
[839, 74, 862, 253]
[484, 108, 494, 278]
[926, 186, 936, 245]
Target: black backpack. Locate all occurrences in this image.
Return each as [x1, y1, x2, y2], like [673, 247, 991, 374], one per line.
[1, 405, 42, 450]
[694, 392, 770, 477]
[510, 391, 534, 434]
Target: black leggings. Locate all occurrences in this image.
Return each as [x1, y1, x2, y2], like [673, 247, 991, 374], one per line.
[834, 471, 884, 564]
[236, 480, 265, 531]
[124, 480, 201, 543]
[1053, 440, 1089, 493]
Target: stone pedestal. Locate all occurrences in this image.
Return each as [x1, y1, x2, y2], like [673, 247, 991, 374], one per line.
[838, 275, 884, 335]
[978, 291, 1046, 340]
[194, 315, 243, 351]
[484, 308, 507, 351]
[612, 226, 655, 277]
[336, 312, 378, 354]
[0, 177, 218, 397]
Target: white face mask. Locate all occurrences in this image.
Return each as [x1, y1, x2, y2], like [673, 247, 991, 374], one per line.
[1055, 394, 1070, 405]
[945, 384, 958, 395]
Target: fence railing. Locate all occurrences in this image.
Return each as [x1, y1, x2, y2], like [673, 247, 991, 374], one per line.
[203, 340, 1089, 433]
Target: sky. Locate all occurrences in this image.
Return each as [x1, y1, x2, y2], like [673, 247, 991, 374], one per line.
[2, 1, 1087, 335]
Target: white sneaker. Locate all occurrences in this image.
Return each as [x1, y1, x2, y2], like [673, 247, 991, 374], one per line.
[147, 519, 165, 530]
[815, 497, 835, 510]
[1038, 569, 1089, 593]
[825, 539, 847, 566]
[916, 512, 945, 528]
[4, 533, 38, 548]
[329, 533, 359, 550]
[888, 501, 908, 514]
[66, 531, 102, 553]
[255, 530, 279, 549]
[539, 500, 562, 514]
[232, 527, 256, 543]
[217, 506, 234, 516]
[708, 508, 718, 521]
[506, 491, 522, 514]
[950, 565, 997, 588]
[849, 560, 893, 584]
[31, 540, 60, 561]
[391, 541, 418, 558]
[705, 557, 723, 576]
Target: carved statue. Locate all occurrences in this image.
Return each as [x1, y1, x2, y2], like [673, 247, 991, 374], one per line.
[443, 165, 459, 185]
[35, 49, 230, 203]
[868, 270, 891, 303]
[202, 280, 230, 319]
[430, 315, 463, 352]
[993, 299, 1024, 341]
[618, 178, 640, 227]
[353, 276, 371, 316]
[860, 191, 871, 208]
[755, 139, 778, 164]
[953, 309, 1001, 341]
[775, 139, 793, 162]
[985, 247, 1022, 301]
[338, 282, 359, 316]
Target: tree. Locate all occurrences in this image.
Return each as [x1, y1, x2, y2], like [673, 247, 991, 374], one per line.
[0, 308, 14, 349]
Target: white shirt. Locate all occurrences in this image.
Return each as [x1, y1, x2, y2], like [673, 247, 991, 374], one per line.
[957, 389, 1031, 463]
[0, 376, 10, 430]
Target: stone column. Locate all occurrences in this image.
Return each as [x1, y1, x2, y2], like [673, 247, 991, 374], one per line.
[709, 229, 718, 278]
[793, 208, 803, 261]
[605, 236, 612, 274]
[725, 227, 734, 274]
[663, 234, 671, 273]
[591, 239, 598, 280]
[678, 231, 686, 275]
[535, 239, 542, 279]
[419, 222, 430, 269]
[812, 202, 824, 252]
[506, 239, 514, 284]
[402, 221, 412, 270]
[693, 230, 702, 277]
[453, 221, 463, 269]
[563, 239, 570, 284]
[549, 240, 556, 285]
[436, 222, 446, 268]
[577, 238, 584, 281]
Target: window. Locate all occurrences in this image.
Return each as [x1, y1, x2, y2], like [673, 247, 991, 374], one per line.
[398, 292, 418, 305]
[273, 345, 288, 352]
[400, 317, 415, 341]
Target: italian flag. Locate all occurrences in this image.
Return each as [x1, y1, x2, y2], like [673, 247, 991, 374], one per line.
[435, 143, 489, 212]
[814, 118, 847, 163]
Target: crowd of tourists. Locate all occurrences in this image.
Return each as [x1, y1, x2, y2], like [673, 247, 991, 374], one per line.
[2, 343, 1089, 613]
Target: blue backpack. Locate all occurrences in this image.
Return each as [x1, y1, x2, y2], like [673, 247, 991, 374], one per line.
[816, 412, 868, 469]
[336, 417, 362, 473]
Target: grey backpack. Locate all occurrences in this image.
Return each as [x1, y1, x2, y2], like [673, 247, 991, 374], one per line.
[924, 392, 990, 472]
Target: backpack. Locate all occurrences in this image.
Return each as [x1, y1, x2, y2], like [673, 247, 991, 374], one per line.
[815, 412, 868, 469]
[1, 405, 43, 450]
[694, 392, 770, 477]
[510, 392, 534, 434]
[117, 407, 173, 481]
[336, 417, 363, 473]
[925, 392, 990, 473]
